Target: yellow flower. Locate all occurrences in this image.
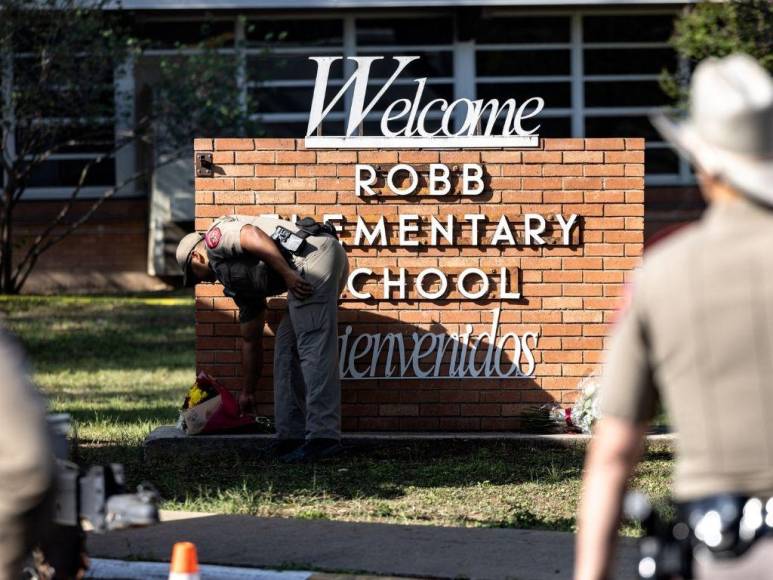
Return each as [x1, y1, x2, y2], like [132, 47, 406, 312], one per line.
[187, 384, 207, 407]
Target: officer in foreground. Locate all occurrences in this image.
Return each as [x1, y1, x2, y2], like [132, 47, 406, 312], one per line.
[575, 54, 773, 580]
[176, 214, 348, 462]
[0, 332, 54, 579]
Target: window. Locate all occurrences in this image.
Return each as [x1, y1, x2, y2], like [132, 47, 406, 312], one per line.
[247, 19, 344, 47]
[357, 17, 454, 132]
[475, 15, 572, 139]
[7, 52, 123, 199]
[246, 18, 345, 137]
[476, 10, 685, 183]
[356, 18, 453, 46]
[474, 16, 571, 44]
[583, 13, 674, 43]
[135, 19, 235, 49]
[581, 13, 683, 183]
[245, 15, 455, 138]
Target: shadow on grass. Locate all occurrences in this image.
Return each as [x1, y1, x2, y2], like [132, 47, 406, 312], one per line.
[1, 299, 194, 373]
[79, 439, 672, 532]
[54, 388, 182, 402]
[108, 441, 587, 500]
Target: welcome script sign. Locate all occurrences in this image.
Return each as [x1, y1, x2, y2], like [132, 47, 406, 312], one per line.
[292, 57, 566, 381]
[304, 56, 544, 149]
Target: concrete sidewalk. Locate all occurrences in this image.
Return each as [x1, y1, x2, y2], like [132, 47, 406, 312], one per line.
[87, 511, 639, 579]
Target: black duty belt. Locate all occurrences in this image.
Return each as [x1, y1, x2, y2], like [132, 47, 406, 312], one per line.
[679, 494, 773, 559]
[271, 217, 338, 255]
[625, 491, 773, 579]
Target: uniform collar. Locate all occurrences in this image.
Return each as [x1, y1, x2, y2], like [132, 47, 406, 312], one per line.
[703, 196, 773, 231]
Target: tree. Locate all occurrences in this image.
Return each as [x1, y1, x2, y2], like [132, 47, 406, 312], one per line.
[0, 1, 257, 294]
[661, 0, 773, 103]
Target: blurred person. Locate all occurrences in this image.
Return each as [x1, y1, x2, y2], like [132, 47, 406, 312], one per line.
[575, 53, 773, 580]
[0, 331, 55, 579]
[176, 215, 348, 463]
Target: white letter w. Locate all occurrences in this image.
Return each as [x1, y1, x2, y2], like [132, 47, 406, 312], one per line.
[306, 56, 419, 137]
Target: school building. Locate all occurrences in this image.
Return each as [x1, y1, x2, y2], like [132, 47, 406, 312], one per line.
[15, 1, 701, 293]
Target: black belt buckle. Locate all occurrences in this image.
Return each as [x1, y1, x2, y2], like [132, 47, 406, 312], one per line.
[271, 226, 305, 254]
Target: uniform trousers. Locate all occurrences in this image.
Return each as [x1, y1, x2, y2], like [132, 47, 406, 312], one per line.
[272, 235, 348, 441]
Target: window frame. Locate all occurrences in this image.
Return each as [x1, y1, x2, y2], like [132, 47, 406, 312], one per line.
[6, 7, 693, 200]
[244, 11, 457, 136]
[484, 7, 690, 185]
[3, 47, 139, 200]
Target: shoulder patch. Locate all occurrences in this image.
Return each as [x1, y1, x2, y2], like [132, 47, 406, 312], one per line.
[205, 227, 222, 249]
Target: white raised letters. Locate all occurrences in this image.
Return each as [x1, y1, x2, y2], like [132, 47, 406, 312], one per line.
[355, 164, 378, 196]
[305, 56, 542, 148]
[429, 163, 451, 195]
[387, 164, 419, 196]
[462, 164, 485, 195]
[338, 308, 539, 379]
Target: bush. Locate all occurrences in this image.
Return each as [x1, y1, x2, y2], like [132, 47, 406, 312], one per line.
[661, 0, 773, 103]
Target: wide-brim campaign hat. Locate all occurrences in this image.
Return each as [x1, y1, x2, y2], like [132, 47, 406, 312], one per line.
[176, 232, 204, 287]
[651, 53, 773, 205]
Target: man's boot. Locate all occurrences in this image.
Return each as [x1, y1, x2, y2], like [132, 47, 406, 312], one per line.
[279, 438, 342, 463]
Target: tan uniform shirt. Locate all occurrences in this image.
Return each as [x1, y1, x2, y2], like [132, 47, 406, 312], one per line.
[600, 198, 773, 501]
[204, 215, 298, 322]
[204, 215, 299, 261]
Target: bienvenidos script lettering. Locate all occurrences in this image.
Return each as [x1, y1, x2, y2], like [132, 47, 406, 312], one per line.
[338, 308, 539, 379]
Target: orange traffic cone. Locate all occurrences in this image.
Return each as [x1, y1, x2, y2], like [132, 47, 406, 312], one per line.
[169, 541, 200, 580]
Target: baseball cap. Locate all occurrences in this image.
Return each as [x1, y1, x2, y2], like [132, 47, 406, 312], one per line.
[176, 232, 204, 287]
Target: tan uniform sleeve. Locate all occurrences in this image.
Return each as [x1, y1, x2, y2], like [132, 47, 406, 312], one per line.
[204, 217, 244, 260]
[598, 279, 659, 424]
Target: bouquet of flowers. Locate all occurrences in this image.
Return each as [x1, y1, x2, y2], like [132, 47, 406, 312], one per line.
[520, 403, 573, 434]
[569, 373, 601, 434]
[520, 373, 602, 434]
[177, 372, 261, 435]
[182, 378, 218, 410]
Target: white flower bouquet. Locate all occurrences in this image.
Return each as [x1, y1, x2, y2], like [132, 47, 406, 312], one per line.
[569, 373, 601, 434]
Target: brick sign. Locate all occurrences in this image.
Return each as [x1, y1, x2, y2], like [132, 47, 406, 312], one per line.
[194, 137, 644, 431]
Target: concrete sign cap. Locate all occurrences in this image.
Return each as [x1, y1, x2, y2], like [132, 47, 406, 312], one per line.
[652, 53, 773, 205]
[176, 232, 204, 287]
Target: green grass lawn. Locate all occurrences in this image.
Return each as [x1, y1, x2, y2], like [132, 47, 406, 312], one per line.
[0, 294, 673, 534]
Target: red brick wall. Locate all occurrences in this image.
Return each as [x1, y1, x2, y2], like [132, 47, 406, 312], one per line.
[15, 199, 165, 294]
[194, 137, 644, 431]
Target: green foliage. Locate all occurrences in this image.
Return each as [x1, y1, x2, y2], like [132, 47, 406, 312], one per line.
[661, 1, 773, 103]
[672, 1, 773, 70]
